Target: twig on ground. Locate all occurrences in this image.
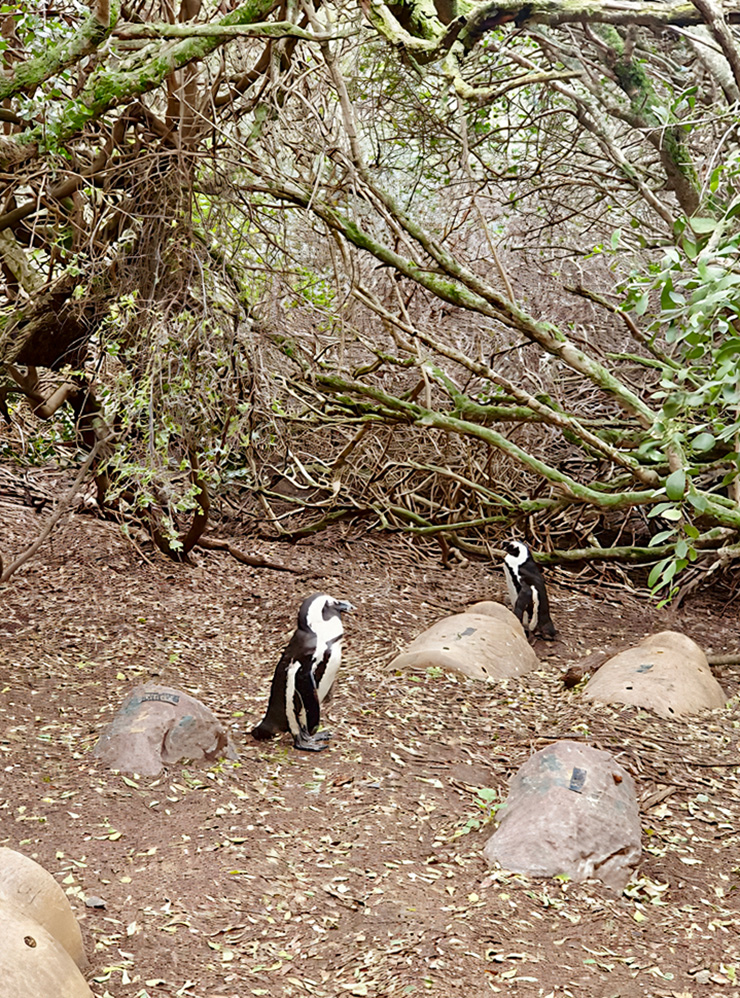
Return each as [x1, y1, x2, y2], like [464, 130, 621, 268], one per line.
[196, 535, 303, 572]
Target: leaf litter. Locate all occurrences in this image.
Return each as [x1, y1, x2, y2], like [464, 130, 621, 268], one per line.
[0, 506, 738, 996]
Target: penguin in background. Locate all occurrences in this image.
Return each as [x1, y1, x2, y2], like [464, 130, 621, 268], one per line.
[502, 540, 556, 640]
[251, 593, 354, 752]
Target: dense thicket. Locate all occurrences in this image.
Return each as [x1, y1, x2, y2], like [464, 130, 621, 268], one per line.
[1, 0, 740, 595]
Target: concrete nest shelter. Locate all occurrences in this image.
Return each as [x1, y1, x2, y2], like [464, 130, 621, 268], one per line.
[387, 601, 539, 681]
[484, 740, 641, 891]
[0, 848, 92, 997]
[582, 630, 726, 719]
[95, 683, 238, 776]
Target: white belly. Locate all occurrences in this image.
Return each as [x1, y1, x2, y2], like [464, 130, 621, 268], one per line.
[285, 662, 304, 737]
[503, 563, 519, 608]
[317, 638, 343, 702]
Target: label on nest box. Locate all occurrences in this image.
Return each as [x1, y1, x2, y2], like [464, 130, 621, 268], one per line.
[569, 767, 587, 793]
[136, 692, 181, 705]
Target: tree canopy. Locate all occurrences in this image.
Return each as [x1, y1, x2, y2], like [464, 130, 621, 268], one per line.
[1, 0, 740, 595]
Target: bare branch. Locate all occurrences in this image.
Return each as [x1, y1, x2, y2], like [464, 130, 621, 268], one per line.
[0, 434, 114, 585]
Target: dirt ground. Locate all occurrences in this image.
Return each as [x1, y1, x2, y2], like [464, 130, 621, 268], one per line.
[1, 485, 740, 998]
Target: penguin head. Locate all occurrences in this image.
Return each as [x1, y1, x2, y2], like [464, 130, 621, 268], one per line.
[502, 540, 529, 562]
[297, 593, 354, 635]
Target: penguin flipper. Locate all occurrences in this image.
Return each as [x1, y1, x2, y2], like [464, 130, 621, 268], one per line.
[294, 663, 322, 734]
[518, 561, 546, 588]
[518, 564, 556, 638]
[251, 717, 283, 741]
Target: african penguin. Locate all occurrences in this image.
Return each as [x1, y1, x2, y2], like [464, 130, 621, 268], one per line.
[251, 593, 354, 752]
[502, 540, 556, 640]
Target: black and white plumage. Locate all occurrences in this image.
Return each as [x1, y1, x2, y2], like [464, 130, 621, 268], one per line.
[502, 540, 556, 640]
[251, 593, 354, 752]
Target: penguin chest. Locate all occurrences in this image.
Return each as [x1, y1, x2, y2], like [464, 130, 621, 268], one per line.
[315, 637, 343, 702]
[284, 660, 306, 735]
[527, 586, 540, 630]
[503, 562, 520, 608]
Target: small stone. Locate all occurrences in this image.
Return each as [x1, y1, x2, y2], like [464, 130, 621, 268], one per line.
[83, 897, 106, 909]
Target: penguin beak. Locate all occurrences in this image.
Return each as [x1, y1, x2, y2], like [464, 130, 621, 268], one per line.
[335, 600, 354, 613]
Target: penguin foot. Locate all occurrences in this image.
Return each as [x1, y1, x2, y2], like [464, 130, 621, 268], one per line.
[293, 732, 331, 752]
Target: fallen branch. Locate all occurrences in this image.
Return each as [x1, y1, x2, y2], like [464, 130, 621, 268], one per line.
[195, 535, 303, 572]
[706, 652, 740, 666]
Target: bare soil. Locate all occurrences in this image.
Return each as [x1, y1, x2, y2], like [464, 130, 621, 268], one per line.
[1, 492, 740, 998]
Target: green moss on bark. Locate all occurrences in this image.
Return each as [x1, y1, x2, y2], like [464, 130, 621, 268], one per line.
[0, 3, 119, 103]
[2, 0, 276, 162]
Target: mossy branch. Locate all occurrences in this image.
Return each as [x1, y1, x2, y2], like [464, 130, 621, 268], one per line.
[252, 173, 657, 427]
[536, 528, 738, 565]
[116, 20, 345, 41]
[313, 371, 649, 507]
[0, 3, 119, 104]
[352, 284, 657, 485]
[367, 0, 740, 57]
[0, 0, 276, 167]
[312, 371, 740, 530]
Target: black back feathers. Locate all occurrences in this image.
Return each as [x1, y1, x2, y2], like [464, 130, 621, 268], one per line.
[251, 593, 353, 752]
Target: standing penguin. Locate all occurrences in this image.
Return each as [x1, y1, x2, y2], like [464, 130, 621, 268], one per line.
[502, 540, 556, 640]
[251, 593, 354, 752]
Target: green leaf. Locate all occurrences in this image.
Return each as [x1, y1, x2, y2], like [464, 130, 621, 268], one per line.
[722, 385, 740, 403]
[637, 440, 664, 462]
[682, 237, 698, 261]
[649, 529, 676, 546]
[662, 560, 679, 583]
[691, 432, 716, 452]
[634, 293, 649, 316]
[475, 787, 498, 803]
[661, 507, 683, 521]
[662, 397, 683, 418]
[665, 469, 686, 500]
[687, 492, 708, 512]
[689, 216, 718, 234]
[648, 558, 670, 587]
